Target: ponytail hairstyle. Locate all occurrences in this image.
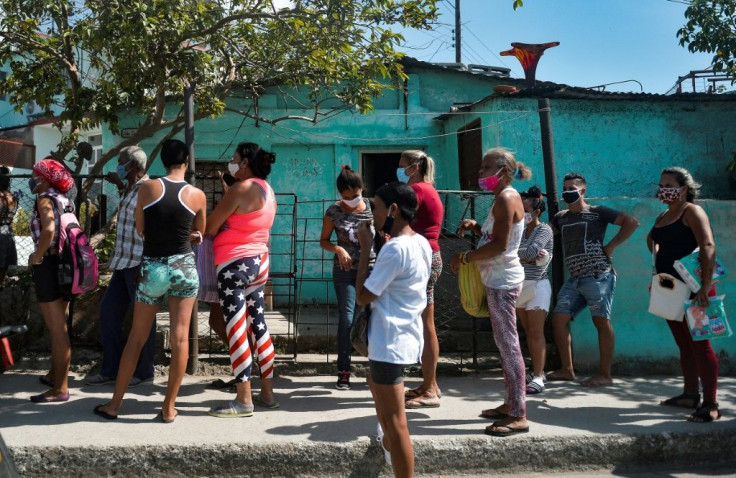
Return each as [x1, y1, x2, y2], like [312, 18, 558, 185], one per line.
[336, 165, 363, 192]
[521, 185, 546, 214]
[661, 166, 700, 203]
[483, 147, 532, 182]
[401, 149, 436, 185]
[249, 149, 276, 179]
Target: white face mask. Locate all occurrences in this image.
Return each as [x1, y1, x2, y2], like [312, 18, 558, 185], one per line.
[342, 196, 362, 209]
[227, 162, 240, 176]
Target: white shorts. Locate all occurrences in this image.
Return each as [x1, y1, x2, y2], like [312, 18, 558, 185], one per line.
[516, 278, 552, 312]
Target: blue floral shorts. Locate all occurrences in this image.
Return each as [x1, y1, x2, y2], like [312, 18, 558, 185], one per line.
[136, 252, 199, 305]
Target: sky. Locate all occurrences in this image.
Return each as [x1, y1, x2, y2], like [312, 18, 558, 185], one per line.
[396, 0, 720, 94]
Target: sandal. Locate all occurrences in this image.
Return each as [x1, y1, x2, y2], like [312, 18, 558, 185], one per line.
[660, 392, 701, 409]
[688, 402, 721, 423]
[526, 381, 544, 395]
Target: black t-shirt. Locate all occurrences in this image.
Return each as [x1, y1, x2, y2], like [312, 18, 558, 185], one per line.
[551, 205, 620, 279]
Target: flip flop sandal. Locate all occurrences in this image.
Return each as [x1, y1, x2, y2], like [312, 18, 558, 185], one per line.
[158, 408, 179, 423]
[253, 393, 280, 409]
[660, 393, 701, 409]
[93, 404, 118, 420]
[405, 396, 440, 409]
[484, 424, 530, 437]
[688, 402, 721, 423]
[526, 381, 544, 395]
[480, 408, 508, 420]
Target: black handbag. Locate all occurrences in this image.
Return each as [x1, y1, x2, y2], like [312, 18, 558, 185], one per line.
[350, 305, 370, 357]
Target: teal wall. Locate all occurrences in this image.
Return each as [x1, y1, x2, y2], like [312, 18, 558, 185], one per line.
[440, 96, 736, 199]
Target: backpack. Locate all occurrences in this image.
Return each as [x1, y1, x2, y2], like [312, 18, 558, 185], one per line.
[43, 193, 99, 294]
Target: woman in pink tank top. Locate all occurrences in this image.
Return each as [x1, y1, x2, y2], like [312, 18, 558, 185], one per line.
[205, 142, 279, 417]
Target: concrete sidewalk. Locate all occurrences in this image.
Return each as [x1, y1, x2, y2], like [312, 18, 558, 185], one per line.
[1, 367, 735, 477]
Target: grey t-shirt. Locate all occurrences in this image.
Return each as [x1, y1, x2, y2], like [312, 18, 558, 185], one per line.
[551, 205, 620, 279]
[325, 198, 376, 269]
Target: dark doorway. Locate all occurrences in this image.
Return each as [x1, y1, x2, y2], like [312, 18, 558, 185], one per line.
[361, 152, 403, 197]
[457, 119, 483, 190]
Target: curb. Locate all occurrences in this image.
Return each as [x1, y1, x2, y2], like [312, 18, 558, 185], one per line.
[11, 429, 736, 477]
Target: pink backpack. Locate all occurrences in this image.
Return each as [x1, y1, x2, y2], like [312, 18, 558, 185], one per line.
[46, 194, 99, 294]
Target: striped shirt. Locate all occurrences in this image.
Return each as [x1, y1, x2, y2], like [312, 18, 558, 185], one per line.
[31, 188, 68, 252]
[109, 175, 148, 270]
[518, 223, 553, 281]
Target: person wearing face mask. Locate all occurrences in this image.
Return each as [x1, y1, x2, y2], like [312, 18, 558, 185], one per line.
[548, 172, 639, 387]
[205, 141, 280, 417]
[319, 165, 376, 389]
[647, 167, 720, 423]
[396, 150, 445, 410]
[355, 181, 432, 476]
[27, 158, 76, 402]
[451, 147, 531, 436]
[516, 186, 554, 395]
[86, 146, 155, 387]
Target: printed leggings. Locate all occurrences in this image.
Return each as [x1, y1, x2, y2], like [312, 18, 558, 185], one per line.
[486, 284, 526, 417]
[217, 253, 275, 382]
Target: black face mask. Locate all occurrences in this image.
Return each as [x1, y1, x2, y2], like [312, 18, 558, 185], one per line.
[381, 215, 395, 235]
[562, 189, 582, 204]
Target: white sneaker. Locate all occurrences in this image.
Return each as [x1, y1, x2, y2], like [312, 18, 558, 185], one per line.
[376, 422, 383, 440]
[379, 435, 392, 467]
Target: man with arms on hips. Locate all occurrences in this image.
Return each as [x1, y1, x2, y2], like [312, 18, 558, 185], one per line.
[87, 146, 155, 387]
[548, 172, 639, 387]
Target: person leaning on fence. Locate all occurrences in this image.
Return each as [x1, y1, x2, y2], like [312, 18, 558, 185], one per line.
[396, 149, 444, 409]
[319, 165, 376, 390]
[0, 166, 19, 285]
[647, 167, 721, 423]
[516, 186, 554, 395]
[205, 142, 279, 418]
[548, 172, 639, 387]
[93, 139, 206, 423]
[85, 146, 156, 388]
[28, 158, 76, 403]
[356, 181, 432, 477]
[451, 147, 530, 437]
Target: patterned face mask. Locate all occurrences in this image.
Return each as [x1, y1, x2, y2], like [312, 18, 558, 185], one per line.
[657, 186, 682, 203]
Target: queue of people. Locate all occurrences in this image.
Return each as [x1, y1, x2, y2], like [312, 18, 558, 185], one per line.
[16, 142, 724, 477]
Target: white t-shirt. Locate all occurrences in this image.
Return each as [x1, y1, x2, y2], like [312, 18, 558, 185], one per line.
[364, 233, 432, 365]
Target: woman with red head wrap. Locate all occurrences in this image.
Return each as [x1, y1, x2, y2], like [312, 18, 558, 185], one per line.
[28, 158, 75, 403]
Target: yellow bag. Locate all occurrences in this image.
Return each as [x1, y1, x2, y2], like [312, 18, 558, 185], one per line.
[458, 260, 488, 317]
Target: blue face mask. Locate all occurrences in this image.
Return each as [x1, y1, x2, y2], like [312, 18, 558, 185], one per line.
[396, 166, 411, 184]
[117, 160, 131, 181]
[28, 177, 37, 193]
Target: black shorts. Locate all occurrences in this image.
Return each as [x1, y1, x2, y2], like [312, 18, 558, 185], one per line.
[369, 360, 405, 386]
[31, 254, 72, 303]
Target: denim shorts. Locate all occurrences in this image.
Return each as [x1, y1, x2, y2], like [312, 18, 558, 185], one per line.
[137, 252, 199, 305]
[369, 360, 405, 386]
[553, 270, 617, 320]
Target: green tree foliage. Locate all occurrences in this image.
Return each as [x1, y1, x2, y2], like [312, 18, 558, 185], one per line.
[678, 0, 736, 80]
[0, 0, 438, 179]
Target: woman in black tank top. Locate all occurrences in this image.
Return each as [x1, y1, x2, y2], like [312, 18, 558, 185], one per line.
[646, 167, 720, 423]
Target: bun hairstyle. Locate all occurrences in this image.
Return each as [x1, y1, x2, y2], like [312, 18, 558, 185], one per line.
[401, 149, 436, 185]
[521, 185, 546, 214]
[661, 166, 700, 203]
[336, 165, 363, 192]
[249, 149, 276, 179]
[375, 181, 418, 223]
[161, 139, 189, 169]
[483, 147, 531, 182]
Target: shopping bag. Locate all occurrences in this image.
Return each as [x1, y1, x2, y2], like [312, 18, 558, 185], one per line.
[683, 295, 732, 341]
[648, 273, 691, 321]
[194, 234, 218, 303]
[458, 260, 488, 318]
